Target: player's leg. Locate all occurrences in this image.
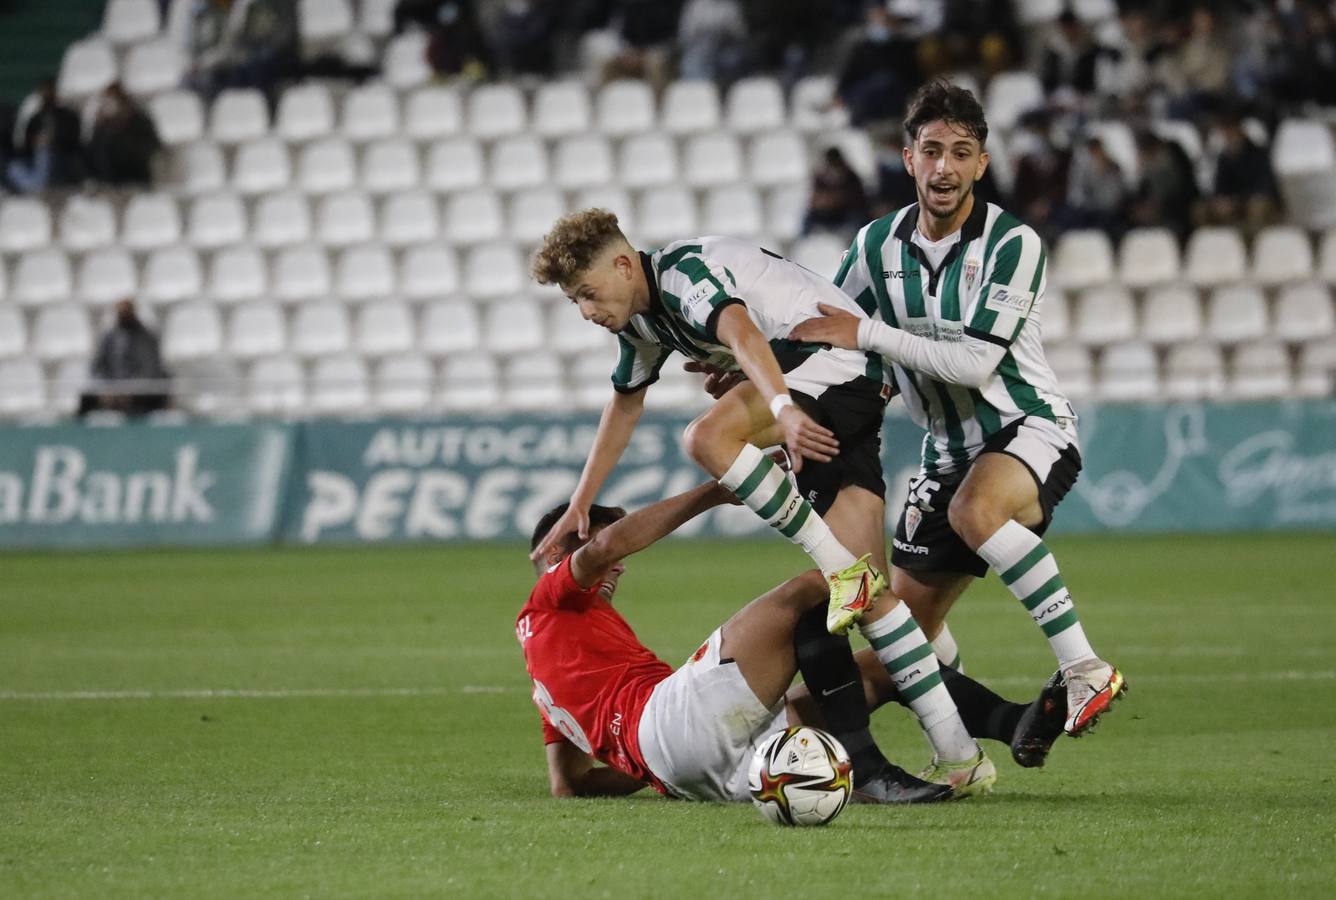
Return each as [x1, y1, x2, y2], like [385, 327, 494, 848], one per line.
[946, 421, 1126, 736]
[891, 567, 973, 669]
[717, 570, 828, 709]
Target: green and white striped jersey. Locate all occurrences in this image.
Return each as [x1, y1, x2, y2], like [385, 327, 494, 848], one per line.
[613, 236, 880, 397]
[835, 201, 1074, 476]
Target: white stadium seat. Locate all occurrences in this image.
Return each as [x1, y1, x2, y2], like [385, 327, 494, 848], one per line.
[661, 80, 720, 135]
[58, 195, 117, 251]
[276, 82, 336, 142]
[595, 80, 655, 137]
[636, 187, 698, 245]
[701, 184, 763, 238]
[210, 88, 269, 144]
[341, 83, 400, 142]
[1297, 341, 1336, 396]
[1090, 120, 1139, 186]
[383, 30, 432, 89]
[14, 249, 72, 306]
[440, 350, 500, 411]
[420, 299, 480, 355]
[290, 301, 351, 357]
[1230, 340, 1293, 398]
[1274, 283, 1334, 342]
[0, 259, 6, 302]
[272, 245, 332, 302]
[58, 38, 117, 100]
[0, 305, 26, 358]
[482, 297, 544, 355]
[548, 301, 610, 355]
[162, 301, 224, 363]
[618, 133, 678, 189]
[1251, 225, 1314, 286]
[0, 358, 47, 416]
[121, 193, 181, 250]
[247, 355, 306, 413]
[232, 138, 292, 195]
[822, 128, 877, 186]
[1271, 118, 1336, 230]
[185, 192, 246, 249]
[791, 75, 848, 133]
[463, 242, 526, 300]
[208, 246, 268, 304]
[1205, 285, 1268, 344]
[570, 352, 615, 409]
[142, 245, 203, 303]
[359, 0, 398, 37]
[467, 83, 526, 140]
[1139, 284, 1203, 344]
[552, 135, 614, 189]
[228, 302, 287, 359]
[31, 304, 92, 360]
[1096, 341, 1159, 401]
[102, 0, 161, 44]
[682, 132, 743, 187]
[77, 248, 138, 305]
[489, 135, 549, 191]
[1037, 287, 1070, 343]
[749, 131, 808, 187]
[403, 85, 463, 139]
[149, 90, 205, 146]
[296, 137, 356, 194]
[425, 137, 486, 192]
[724, 77, 786, 134]
[355, 300, 415, 356]
[443, 189, 504, 246]
[789, 233, 846, 280]
[1074, 285, 1137, 346]
[1319, 228, 1336, 285]
[1184, 227, 1248, 287]
[509, 188, 567, 245]
[122, 39, 184, 96]
[361, 138, 421, 194]
[984, 71, 1044, 131]
[253, 192, 312, 248]
[574, 186, 635, 233]
[174, 140, 227, 194]
[1118, 227, 1181, 288]
[298, 0, 354, 46]
[334, 244, 396, 302]
[503, 351, 567, 411]
[379, 191, 440, 247]
[0, 197, 52, 252]
[309, 354, 370, 413]
[1045, 343, 1094, 400]
[1053, 230, 1115, 290]
[532, 81, 592, 137]
[374, 354, 434, 412]
[400, 245, 461, 299]
[765, 184, 808, 242]
[1015, 0, 1063, 25]
[315, 191, 375, 247]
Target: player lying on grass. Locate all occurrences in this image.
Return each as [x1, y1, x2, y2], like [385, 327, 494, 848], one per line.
[518, 480, 1068, 802]
[789, 79, 1126, 737]
[526, 208, 1002, 792]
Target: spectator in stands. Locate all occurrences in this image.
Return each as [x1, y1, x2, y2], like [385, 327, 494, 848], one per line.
[741, 0, 847, 85]
[926, 0, 1020, 76]
[1266, 1, 1336, 110]
[412, 0, 490, 80]
[1093, 8, 1167, 106]
[870, 124, 917, 218]
[1009, 110, 1070, 241]
[834, 3, 921, 128]
[802, 145, 869, 238]
[676, 0, 748, 84]
[1198, 111, 1280, 233]
[5, 79, 84, 193]
[1060, 136, 1129, 239]
[1128, 129, 1198, 240]
[85, 83, 162, 188]
[599, 0, 683, 90]
[1159, 6, 1234, 119]
[489, 0, 558, 77]
[183, 0, 298, 102]
[79, 300, 172, 419]
[1040, 11, 1100, 98]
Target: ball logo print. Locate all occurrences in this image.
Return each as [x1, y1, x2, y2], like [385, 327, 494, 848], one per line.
[747, 726, 852, 826]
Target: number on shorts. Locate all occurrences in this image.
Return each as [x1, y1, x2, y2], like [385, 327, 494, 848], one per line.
[532, 679, 593, 753]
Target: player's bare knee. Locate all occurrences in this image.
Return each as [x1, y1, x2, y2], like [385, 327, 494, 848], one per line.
[682, 415, 718, 467]
[947, 490, 1001, 548]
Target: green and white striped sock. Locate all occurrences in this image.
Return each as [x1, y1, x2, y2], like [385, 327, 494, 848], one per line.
[930, 623, 963, 672]
[861, 603, 978, 762]
[977, 520, 1096, 671]
[717, 444, 855, 574]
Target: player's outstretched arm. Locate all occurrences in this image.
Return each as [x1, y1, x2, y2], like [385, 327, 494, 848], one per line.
[569, 480, 733, 587]
[530, 388, 648, 561]
[546, 739, 646, 797]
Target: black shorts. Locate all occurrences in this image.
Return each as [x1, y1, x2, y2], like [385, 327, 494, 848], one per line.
[791, 375, 891, 516]
[891, 416, 1083, 577]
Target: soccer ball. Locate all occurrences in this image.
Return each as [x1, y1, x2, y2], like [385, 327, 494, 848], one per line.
[747, 725, 852, 826]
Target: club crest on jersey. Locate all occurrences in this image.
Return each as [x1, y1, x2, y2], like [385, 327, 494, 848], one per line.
[964, 258, 980, 290]
[904, 505, 923, 542]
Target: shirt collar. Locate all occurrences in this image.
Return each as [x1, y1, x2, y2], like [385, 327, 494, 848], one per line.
[895, 197, 989, 244]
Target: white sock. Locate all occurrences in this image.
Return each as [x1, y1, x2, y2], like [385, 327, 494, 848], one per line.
[976, 520, 1097, 671]
[930, 624, 963, 672]
[861, 602, 979, 762]
[718, 444, 855, 574]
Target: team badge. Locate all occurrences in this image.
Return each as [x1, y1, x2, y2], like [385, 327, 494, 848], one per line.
[964, 257, 980, 290]
[904, 505, 923, 542]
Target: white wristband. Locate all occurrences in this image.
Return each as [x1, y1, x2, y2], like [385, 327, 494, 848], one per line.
[768, 394, 794, 419]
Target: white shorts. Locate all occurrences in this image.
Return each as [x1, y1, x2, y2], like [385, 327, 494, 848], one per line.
[636, 627, 787, 803]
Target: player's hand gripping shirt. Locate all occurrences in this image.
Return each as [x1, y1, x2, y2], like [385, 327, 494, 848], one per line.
[835, 201, 1075, 476]
[611, 237, 883, 398]
[516, 556, 673, 792]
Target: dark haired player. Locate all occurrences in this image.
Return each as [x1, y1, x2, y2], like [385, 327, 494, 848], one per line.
[793, 79, 1127, 747]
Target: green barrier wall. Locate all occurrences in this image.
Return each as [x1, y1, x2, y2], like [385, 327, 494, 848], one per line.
[1, 400, 1333, 549]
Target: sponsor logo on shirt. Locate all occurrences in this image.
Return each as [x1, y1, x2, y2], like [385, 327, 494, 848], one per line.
[984, 283, 1035, 316]
[681, 281, 718, 321]
[880, 269, 920, 279]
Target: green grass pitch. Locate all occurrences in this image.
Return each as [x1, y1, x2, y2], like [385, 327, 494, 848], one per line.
[3, 533, 1335, 898]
